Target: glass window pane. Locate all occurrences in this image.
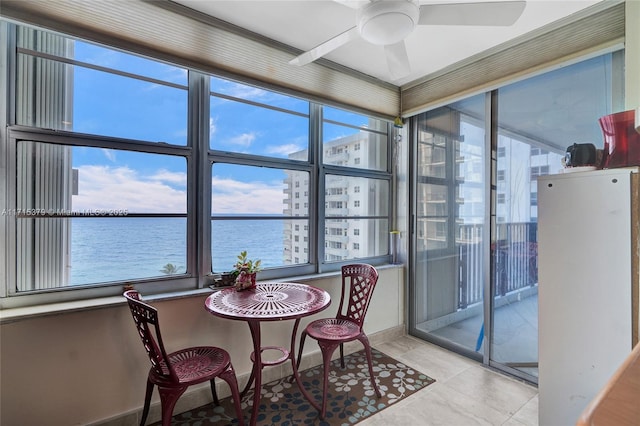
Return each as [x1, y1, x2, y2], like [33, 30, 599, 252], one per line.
[323, 106, 388, 171]
[211, 164, 310, 271]
[323, 106, 387, 132]
[210, 98, 309, 158]
[15, 141, 187, 291]
[324, 218, 388, 261]
[70, 66, 187, 144]
[209, 78, 309, 158]
[412, 94, 487, 357]
[16, 29, 188, 143]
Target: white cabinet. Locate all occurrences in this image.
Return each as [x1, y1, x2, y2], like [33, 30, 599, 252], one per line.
[537, 168, 639, 426]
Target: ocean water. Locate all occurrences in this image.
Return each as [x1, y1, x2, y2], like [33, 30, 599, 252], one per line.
[70, 217, 284, 285]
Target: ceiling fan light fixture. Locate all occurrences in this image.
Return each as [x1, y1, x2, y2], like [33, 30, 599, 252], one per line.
[357, 1, 419, 46]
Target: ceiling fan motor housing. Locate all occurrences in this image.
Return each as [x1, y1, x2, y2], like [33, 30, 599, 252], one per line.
[357, 0, 420, 46]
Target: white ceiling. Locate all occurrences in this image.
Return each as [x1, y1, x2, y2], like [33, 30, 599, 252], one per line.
[172, 0, 603, 87]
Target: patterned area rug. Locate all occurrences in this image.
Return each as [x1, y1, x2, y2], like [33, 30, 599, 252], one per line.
[164, 348, 435, 426]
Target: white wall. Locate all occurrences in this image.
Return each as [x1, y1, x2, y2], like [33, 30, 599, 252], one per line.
[0, 266, 404, 426]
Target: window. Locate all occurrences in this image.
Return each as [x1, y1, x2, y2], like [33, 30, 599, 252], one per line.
[321, 106, 391, 263]
[354, 229, 360, 236]
[16, 31, 188, 144]
[323, 106, 388, 171]
[530, 165, 550, 180]
[531, 147, 548, 156]
[9, 26, 190, 298]
[211, 164, 310, 271]
[15, 142, 187, 290]
[324, 175, 389, 262]
[2, 23, 392, 306]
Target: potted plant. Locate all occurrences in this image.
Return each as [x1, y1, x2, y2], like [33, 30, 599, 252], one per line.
[232, 250, 262, 291]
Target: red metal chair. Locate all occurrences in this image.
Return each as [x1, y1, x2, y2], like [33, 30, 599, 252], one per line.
[296, 264, 382, 419]
[123, 290, 244, 426]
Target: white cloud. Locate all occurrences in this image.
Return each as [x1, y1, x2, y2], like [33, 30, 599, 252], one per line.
[211, 176, 285, 214]
[71, 164, 285, 215]
[265, 143, 304, 156]
[228, 132, 257, 148]
[72, 165, 186, 213]
[102, 149, 117, 162]
[150, 169, 187, 187]
[210, 117, 217, 137]
[217, 81, 268, 100]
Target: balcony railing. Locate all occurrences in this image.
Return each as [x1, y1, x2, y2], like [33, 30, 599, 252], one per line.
[458, 222, 538, 309]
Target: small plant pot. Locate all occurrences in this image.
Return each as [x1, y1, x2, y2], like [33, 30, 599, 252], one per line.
[235, 271, 256, 291]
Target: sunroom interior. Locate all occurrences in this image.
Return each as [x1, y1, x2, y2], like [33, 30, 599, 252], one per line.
[1, 1, 639, 425]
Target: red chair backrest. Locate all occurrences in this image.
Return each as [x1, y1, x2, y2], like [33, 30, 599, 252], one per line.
[123, 290, 177, 383]
[336, 264, 379, 328]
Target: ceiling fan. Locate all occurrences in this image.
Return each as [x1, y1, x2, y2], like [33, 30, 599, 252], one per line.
[289, 0, 526, 80]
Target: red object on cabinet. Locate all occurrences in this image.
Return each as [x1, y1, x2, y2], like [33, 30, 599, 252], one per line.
[599, 110, 640, 168]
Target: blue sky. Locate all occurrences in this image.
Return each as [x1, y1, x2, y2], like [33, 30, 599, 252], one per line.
[67, 40, 375, 215]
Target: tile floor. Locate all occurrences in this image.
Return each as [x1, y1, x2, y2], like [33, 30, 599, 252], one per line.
[426, 293, 539, 379]
[366, 334, 539, 426]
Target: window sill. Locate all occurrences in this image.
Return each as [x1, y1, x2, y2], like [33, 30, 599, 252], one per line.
[0, 264, 403, 324]
[0, 288, 212, 325]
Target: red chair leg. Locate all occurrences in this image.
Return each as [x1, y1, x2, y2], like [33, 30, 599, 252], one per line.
[318, 340, 340, 420]
[220, 365, 246, 426]
[358, 334, 381, 397]
[209, 379, 220, 406]
[140, 379, 154, 426]
[296, 329, 308, 371]
[339, 343, 345, 368]
[158, 386, 187, 426]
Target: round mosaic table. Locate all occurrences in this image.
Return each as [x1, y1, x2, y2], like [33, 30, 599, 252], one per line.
[205, 282, 331, 426]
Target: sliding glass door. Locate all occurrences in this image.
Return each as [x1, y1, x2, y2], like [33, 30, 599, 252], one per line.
[411, 94, 487, 356]
[409, 51, 623, 382]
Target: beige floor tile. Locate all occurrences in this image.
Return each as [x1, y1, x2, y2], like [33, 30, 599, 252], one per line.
[510, 394, 539, 426]
[444, 365, 538, 416]
[363, 381, 511, 425]
[361, 334, 539, 426]
[381, 340, 477, 383]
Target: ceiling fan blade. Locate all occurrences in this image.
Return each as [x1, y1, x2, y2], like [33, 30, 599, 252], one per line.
[289, 26, 360, 66]
[418, 1, 526, 26]
[332, 0, 370, 9]
[384, 41, 411, 80]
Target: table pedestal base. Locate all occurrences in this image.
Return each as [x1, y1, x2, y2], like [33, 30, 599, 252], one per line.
[244, 319, 322, 426]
